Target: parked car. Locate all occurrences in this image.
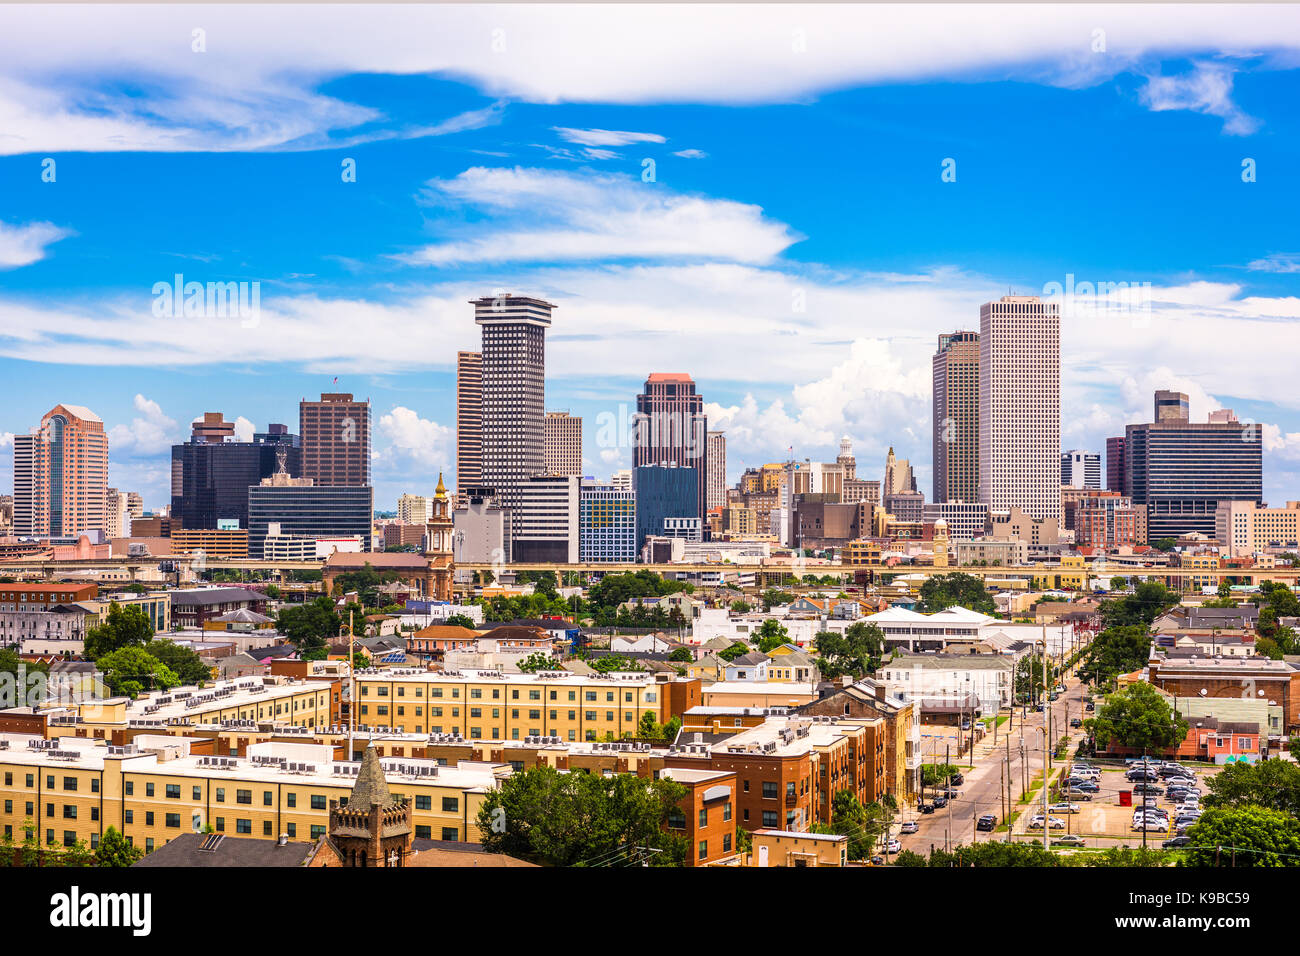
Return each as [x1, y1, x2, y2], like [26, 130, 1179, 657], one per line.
[1132, 820, 1168, 832]
[1049, 802, 1081, 814]
[869, 855, 886, 866]
[960, 720, 971, 731]
[1053, 834, 1086, 847]
[1064, 789, 1094, 801]
[1162, 835, 1193, 849]
[885, 839, 901, 854]
[949, 773, 965, 786]
[1028, 816, 1066, 830]
[1175, 814, 1202, 827]
[917, 803, 936, 815]
[976, 814, 997, 832]
[1132, 783, 1164, 796]
[900, 821, 919, 834]
[938, 787, 960, 799]
[932, 796, 948, 809]
[1069, 718, 1083, 728]
[1067, 781, 1099, 793]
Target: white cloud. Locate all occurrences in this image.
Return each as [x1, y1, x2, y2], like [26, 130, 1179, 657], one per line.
[232, 417, 255, 443]
[1138, 63, 1259, 135]
[0, 6, 1294, 153]
[673, 149, 708, 159]
[0, 218, 69, 268]
[107, 394, 177, 455]
[553, 127, 666, 147]
[1247, 253, 1300, 274]
[400, 166, 800, 266]
[376, 405, 453, 470]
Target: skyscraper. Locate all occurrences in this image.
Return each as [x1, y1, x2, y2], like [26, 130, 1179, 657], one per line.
[171, 416, 300, 530]
[456, 350, 483, 497]
[883, 447, 916, 497]
[299, 393, 370, 487]
[1061, 450, 1101, 489]
[633, 373, 708, 520]
[1124, 390, 1262, 539]
[544, 411, 582, 476]
[932, 330, 979, 503]
[836, 435, 856, 481]
[13, 404, 109, 537]
[474, 295, 553, 513]
[706, 431, 727, 511]
[978, 295, 1061, 521]
[1106, 436, 1127, 495]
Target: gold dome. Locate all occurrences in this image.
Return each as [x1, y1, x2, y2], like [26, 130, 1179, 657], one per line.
[434, 472, 448, 499]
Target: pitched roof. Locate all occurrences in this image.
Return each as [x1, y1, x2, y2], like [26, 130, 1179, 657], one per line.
[349, 745, 394, 809]
[132, 832, 315, 867]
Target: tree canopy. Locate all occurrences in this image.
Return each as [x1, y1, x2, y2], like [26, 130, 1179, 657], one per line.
[476, 765, 687, 866]
[1098, 580, 1177, 629]
[1203, 758, 1300, 816]
[916, 573, 995, 615]
[275, 595, 341, 660]
[1084, 681, 1187, 753]
[143, 639, 210, 685]
[1078, 625, 1152, 686]
[813, 622, 885, 679]
[84, 602, 155, 660]
[1181, 804, 1300, 867]
[98, 646, 179, 698]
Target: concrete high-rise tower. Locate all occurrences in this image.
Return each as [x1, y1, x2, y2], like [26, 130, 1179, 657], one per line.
[474, 295, 553, 513]
[706, 431, 728, 511]
[978, 295, 1061, 521]
[544, 411, 582, 476]
[456, 351, 483, 499]
[13, 404, 109, 537]
[836, 436, 856, 481]
[932, 330, 979, 503]
[299, 393, 370, 487]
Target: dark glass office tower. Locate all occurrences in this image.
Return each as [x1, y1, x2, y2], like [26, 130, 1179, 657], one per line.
[247, 484, 373, 558]
[1124, 391, 1262, 539]
[171, 417, 300, 530]
[633, 463, 699, 554]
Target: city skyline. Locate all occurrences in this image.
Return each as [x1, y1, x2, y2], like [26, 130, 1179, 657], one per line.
[2, 5, 1300, 512]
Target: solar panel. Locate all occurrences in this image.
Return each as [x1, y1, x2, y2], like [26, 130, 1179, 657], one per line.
[198, 833, 225, 852]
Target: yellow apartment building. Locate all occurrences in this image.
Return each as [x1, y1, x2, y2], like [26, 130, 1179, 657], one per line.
[351, 668, 676, 743]
[0, 734, 504, 855]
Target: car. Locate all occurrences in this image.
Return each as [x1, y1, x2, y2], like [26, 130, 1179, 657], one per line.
[1175, 814, 1201, 827]
[960, 720, 971, 731]
[1132, 783, 1164, 796]
[1159, 766, 1193, 779]
[1049, 802, 1081, 814]
[1052, 834, 1086, 847]
[976, 814, 997, 831]
[885, 839, 901, 854]
[1064, 790, 1094, 801]
[932, 796, 948, 809]
[949, 773, 965, 786]
[900, 821, 919, 834]
[1126, 772, 1159, 784]
[1163, 835, 1193, 849]
[1084, 703, 1095, 712]
[938, 787, 960, 799]
[1069, 718, 1083, 728]
[1132, 821, 1168, 832]
[1028, 816, 1066, 830]
[1068, 781, 1099, 793]
[868, 855, 886, 866]
[1035, 703, 1046, 712]
[917, 803, 936, 814]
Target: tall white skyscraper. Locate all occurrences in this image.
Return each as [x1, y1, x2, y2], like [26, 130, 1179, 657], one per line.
[1061, 450, 1101, 489]
[474, 295, 554, 514]
[978, 295, 1060, 520]
[706, 431, 727, 511]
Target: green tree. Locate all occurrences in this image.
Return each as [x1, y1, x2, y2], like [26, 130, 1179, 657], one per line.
[143, 639, 210, 685]
[0, 648, 48, 700]
[718, 641, 751, 662]
[668, 647, 693, 662]
[1203, 759, 1300, 816]
[917, 573, 995, 615]
[1078, 625, 1152, 685]
[1109, 576, 1128, 591]
[814, 622, 885, 679]
[275, 596, 341, 660]
[920, 763, 962, 788]
[1084, 681, 1187, 753]
[263, 584, 282, 600]
[730, 600, 751, 613]
[760, 588, 795, 611]
[516, 651, 554, 673]
[1015, 655, 1047, 703]
[84, 602, 155, 660]
[591, 655, 643, 673]
[1149, 537, 1177, 552]
[1099, 581, 1177, 629]
[97, 646, 179, 697]
[1181, 805, 1300, 867]
[95, 827, 142, 867]
[476, 765, 688, 866]
[445, 614, 476, 630]
[755, 619, 789, 654]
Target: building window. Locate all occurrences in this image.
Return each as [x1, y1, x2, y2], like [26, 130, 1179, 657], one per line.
[310, 795, 326, 811]
[236, 819, 252, 834]
[698, 840, 708, 861]
[441, 797, 458, 813]
[165, 813, 180, 829]
[165, 784, 180, 799]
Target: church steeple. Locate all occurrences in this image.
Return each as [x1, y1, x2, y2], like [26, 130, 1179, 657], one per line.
[327, 745, 413, 867]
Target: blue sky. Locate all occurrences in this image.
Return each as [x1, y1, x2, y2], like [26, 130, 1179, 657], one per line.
[1, 4, 1300, 512]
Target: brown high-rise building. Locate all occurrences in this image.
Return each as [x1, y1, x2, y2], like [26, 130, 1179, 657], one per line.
[456, 351, 483, 497]
[633, 373, 708, 519]
[1106, 436, 1127, 495]
[544, 411, 582, 476]
[13, 404, 109, 537]
[190, 412, 235, 442]
[932, 330, 979, 504]
[299, 393, 370, 487]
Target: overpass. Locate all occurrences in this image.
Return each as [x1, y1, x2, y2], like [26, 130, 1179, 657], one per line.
[1, 555, 1296, 590]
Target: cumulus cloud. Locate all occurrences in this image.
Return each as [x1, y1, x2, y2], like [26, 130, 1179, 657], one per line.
[107, 394, 177, 455]
[0, 218, 70, 268]
[673, 149, 708, 159]
[0, 6, 1293, 153]
[399, 166, 800, 266]
[1247, 253, 1300, 274]
[1138, 62, 1260, 135]
[376, 405, 453, 470]
[232, 417, 255, 443]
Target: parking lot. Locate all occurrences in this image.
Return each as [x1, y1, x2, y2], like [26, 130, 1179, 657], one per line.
[1013, 758, 1219, 844]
